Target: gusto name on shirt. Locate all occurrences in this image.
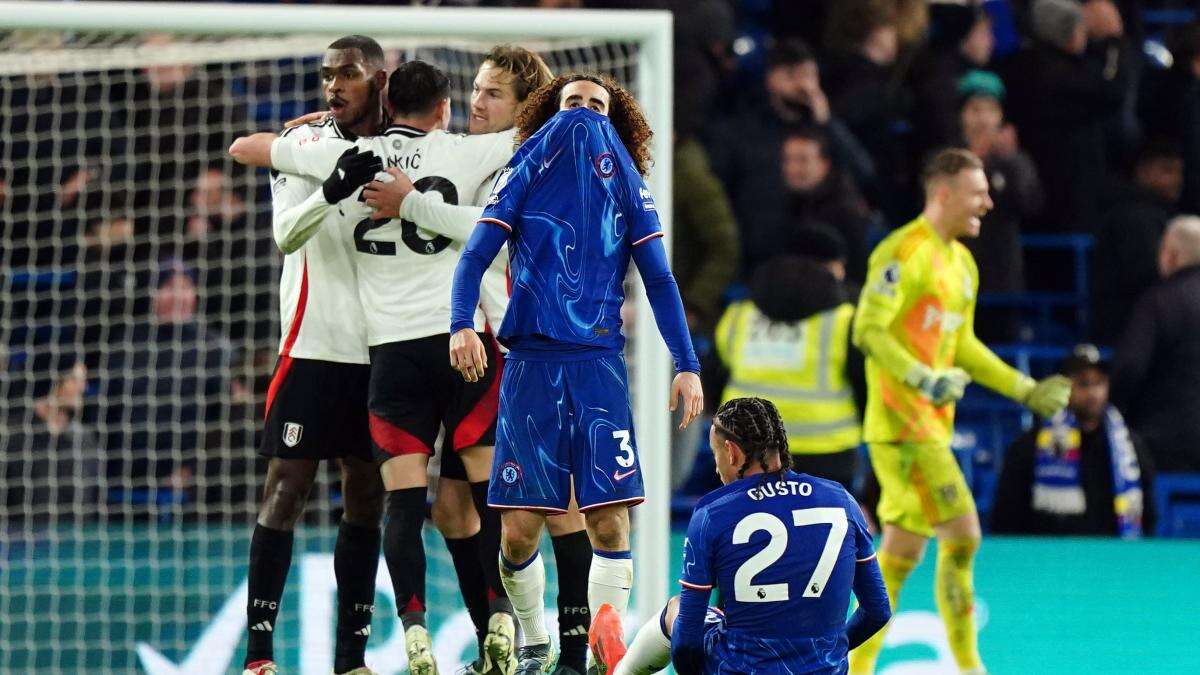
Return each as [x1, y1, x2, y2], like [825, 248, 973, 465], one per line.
[747, 479, 813, 501]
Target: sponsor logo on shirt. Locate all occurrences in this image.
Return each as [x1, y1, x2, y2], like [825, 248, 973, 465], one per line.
[921, 305, 964, 333]
[639, 186, 656, 211]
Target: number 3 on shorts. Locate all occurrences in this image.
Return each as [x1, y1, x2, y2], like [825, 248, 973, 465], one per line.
[613, 430, 635, 468]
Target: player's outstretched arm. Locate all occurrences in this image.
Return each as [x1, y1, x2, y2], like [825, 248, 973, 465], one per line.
[449, 221, 508, 381]
[362, 168, 481, 241]
[846, 556, 892, 650]
[953, 302, 1069, 417]
[631, 237, 704, 428]
[228, 132, 277, 168]
[271, 148, 382, 254]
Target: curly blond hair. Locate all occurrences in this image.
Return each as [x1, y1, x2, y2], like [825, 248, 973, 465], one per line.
[515, 73, 654, 176]
[483, 44, 554, 103]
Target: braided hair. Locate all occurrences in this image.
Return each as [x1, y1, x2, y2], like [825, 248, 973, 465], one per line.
[712, 397, 793, 479]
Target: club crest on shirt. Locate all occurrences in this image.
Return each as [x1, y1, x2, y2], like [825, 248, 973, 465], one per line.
[282, 422, 303, 448]
[500, 460, 523, 486]
[595, 152, 616, 178]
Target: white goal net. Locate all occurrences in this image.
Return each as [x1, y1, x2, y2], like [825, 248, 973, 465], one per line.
[0, 5, 672, 673]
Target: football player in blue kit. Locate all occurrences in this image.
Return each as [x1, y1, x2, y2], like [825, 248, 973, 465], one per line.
[449, 73, 705, 674]
[607, 397, 892, 675]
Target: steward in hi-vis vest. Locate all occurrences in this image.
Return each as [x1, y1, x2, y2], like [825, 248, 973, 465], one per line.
[716, 255, 866, 491]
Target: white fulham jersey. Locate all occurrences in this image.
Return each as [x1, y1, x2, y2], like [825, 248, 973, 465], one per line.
[271, 125, 514, 346]
[269, 120, 369, 364]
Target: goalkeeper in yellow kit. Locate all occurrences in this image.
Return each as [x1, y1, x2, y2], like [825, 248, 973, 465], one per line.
[848, 149, 1070, 674]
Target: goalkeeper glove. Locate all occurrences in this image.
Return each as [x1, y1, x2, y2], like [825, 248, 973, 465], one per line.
[907, 366, 971, 407]
[322, 147, 383, 204]
[1022, 374, 1071, 418]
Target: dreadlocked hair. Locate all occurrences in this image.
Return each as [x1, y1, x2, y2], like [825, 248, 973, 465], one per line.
[713, 397, 793, 479]
[515, 72, 654, 176]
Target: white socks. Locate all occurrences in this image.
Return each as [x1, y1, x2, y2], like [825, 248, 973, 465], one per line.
[499, 551, 549, 646]
[588, 550, 633, 618]
[615, 607, 671, 675]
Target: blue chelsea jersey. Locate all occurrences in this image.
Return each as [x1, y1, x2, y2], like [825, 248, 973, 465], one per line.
[679, 470, 876, 663]
[477, 107, 662, 352]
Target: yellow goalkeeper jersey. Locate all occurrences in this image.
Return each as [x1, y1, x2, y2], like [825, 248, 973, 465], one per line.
[853, 216, 1029, 445]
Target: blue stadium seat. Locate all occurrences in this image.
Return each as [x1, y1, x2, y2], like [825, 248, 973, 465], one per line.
[1153, 474, 1200, 538]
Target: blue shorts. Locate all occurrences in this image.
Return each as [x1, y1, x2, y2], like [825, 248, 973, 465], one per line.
[488, 355, 645, 513]
[700, 608, 846, 674]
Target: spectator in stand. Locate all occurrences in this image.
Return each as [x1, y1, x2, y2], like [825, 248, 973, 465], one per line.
[1140, 21, 1200, 214]
[95, 260, 237, 513]
[822, 0, 915, 221]
[956, 69, 1043, 342]
[672, 133, 739, 335]
[0, 70, 114, 269]
[181, 169, 277, 348]
[1, 360, 102, 526]
[715, 254, 866, 492]
[1091, 140, 1183, 344]
[780, 126, 876, 284]
[1111, 216, 1200, 473]
[993, 344, 1152, 537]
[109, 33, 248, 238]
[1003, 0, 1129, 231]
[910, 3, 995, 158]
[669, 0, 737, 135]
[706, 37, 874, 276]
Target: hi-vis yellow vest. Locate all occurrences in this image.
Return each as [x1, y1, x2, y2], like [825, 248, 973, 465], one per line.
[715, 300, 862, 454]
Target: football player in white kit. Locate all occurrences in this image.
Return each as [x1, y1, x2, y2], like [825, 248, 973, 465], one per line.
[230, 35, 387, 675]
[238, 61, 516, 675]
[233, 49, 594, 675]
[362, 48, 597, 675]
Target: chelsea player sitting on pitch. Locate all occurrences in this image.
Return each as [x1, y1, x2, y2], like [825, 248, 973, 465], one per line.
[450, 73, 705, 674]
[610, 398, 891, 675]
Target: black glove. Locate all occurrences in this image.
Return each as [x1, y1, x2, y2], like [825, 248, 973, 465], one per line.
[322, 147, 383, 204]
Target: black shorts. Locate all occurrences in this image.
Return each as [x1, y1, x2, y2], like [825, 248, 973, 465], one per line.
[368, 333, 501, 464]
[259, 356, 372, 461]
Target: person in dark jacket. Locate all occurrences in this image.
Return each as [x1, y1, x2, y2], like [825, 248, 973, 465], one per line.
[781, 126, 877, 284]
[909, 4, 995, 159]
[1003, 0, 1130, 231]
[672, 135, 739, 334]
[1110, 216, 1200, 472]
[1, 360, 102, 526]
[1090, 140, 1183, 344]
[705, 38, 875, 277]
[821, 1, 914, 221]
[993, 344, 1153, 536]
[1139, 21, 1200, 214]
[956, 70, 1043, 342]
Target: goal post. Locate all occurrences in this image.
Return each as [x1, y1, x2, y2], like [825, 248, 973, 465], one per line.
[0, 2, 673, 671]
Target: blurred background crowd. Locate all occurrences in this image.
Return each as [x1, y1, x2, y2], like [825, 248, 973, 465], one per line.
[4, 0, 1200, 538]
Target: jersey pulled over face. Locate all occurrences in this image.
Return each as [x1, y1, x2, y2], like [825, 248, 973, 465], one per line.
[271, 125, 516, 345]
[857, 216, 980, 444]
[477, 107, 661, 352]
[271, 119, 369, 364]
[680, 470, 875, 671]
